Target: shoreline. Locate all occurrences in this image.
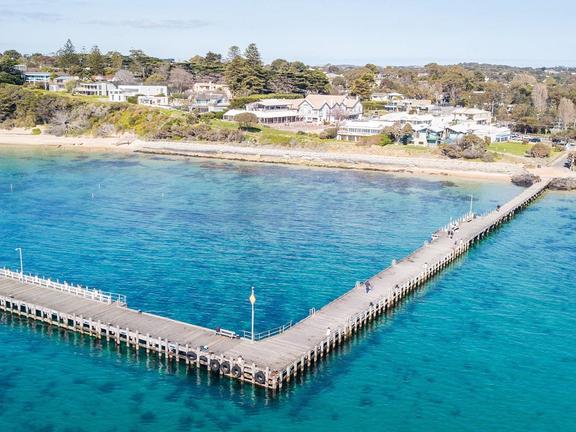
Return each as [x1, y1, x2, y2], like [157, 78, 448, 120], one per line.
[0, 130, 528, 182]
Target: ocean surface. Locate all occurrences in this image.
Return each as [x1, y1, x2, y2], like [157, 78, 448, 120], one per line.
[0, 147, 574, 432]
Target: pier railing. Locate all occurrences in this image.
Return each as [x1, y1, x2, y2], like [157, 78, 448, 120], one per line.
[243, 321, 293, 341]
[0, 268, 127, 307]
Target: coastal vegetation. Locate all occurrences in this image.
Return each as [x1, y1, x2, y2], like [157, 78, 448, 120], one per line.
[0, 85, 243, 141]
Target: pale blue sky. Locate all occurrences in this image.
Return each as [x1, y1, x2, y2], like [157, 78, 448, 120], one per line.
[1, 0, 575, 66]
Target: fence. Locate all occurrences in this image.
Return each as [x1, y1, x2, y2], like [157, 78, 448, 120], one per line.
[243, 321, 293, 341]
[0, 268, 127, 307]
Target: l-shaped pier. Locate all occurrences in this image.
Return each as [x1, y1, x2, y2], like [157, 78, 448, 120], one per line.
[0, 179, 551, 389]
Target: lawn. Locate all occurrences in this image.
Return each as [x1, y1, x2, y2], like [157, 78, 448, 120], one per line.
[488, 141, 532, 156]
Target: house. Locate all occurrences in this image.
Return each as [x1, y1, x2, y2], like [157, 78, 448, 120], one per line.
[109, 85, 168, 102]
[452, 107, 491, 125]
[74, 82, 117, 96]
[395, 99, 434, 113]
[445, 124, 511, 143]
[246, 99, 302, 112]
[223, 108, 302, 124]
[223, 95, 363, 125]
[336, 120, 386, 141]
[190, 93, 230, 113]
[137, 95, 169, 107]
[298, 95, 363, 124]
[48, 75, 78, 92]
[370, 92, 404, 103]
[192, 82, 232, 98]
[24, 71, 51, 84]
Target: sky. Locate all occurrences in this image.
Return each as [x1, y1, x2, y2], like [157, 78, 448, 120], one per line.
[1, 0, 575, 67]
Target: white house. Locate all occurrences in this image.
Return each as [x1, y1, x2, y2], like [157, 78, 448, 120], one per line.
[190, 93, 230, 112]
[298, 95, 363, 124]
[137, 95, 169, 107]
[452, 107, 492, 125]
[48, 75, 78, 92]
[223, 108, 302, 124]
[109, 85, 168, 102]
[370, 92, 404, 103]
[74, 82, 117, 96]
[445, 124, 511, 143]
[192, 82, 231, 98]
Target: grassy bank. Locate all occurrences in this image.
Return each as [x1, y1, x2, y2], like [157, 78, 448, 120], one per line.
[0, 85, 243, 142]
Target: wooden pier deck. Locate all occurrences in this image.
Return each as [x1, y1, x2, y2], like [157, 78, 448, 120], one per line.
[0, 179, 551, 389]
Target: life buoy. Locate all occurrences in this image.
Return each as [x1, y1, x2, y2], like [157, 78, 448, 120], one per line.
[254, 371, 266, 385]
[231, 364, 242, 377]
[210, 359, 220, 372]
[220, 361, 231, 374]
[186, 351, 197, 360]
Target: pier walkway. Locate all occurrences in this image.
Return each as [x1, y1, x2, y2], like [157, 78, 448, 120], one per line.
[0, 179, 551, 389]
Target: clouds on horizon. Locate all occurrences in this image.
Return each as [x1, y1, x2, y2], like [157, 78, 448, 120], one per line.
[0, 8, 210, 30]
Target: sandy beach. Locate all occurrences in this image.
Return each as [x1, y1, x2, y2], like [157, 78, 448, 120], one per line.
[0, 128, 534, 181]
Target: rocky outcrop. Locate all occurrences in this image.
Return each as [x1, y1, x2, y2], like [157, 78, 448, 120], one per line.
[549, 177, 576, 191]
[511, 173, 541, 187]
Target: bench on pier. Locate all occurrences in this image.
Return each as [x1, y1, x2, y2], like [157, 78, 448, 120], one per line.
[215, 328, 239, 339]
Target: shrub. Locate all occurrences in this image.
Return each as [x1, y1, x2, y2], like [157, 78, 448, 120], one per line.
[319, 127, 337, 139]
[360, 133, 393, 146]
[31, 127, 41, 135]
[441, 134, 487, 159]
[528, 142, 551, 158]
[234, 112, 259, 130]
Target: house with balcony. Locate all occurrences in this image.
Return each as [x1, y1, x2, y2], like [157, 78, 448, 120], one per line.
[74, 82, 117, 96]
[190, 93, 230, 113]
[452, 107, 492, 125]
[109, 85, 168, 102]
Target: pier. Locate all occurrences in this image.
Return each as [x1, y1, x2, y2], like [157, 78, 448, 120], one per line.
[0, 179, 551, 390]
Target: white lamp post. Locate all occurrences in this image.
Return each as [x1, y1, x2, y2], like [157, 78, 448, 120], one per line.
[249, 287, 256, 342]
[15, 248, 23, 276]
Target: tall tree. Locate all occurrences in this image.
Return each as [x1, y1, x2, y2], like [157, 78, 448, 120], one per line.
[57, 39, 80, 72]
[113, 69, 137, 85]
[86, 45, 105, 76]
[558, 97, 576, 129]
[532, 83, 548, 114]
[244, 43, 262, 66]
[168, 67, 194, 93]
[0, 54, 25, 84]
[226, 46, 241, 62]
[350, 69, 375, 99]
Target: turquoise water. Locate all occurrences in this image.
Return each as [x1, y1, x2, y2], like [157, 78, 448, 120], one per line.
[0, 147, 574, 431]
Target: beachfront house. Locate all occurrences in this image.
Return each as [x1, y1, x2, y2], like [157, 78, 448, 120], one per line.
[48, 75, 78, 92]
[190, 93, 230, 113]
[74, 82, 117, 96]
[109, 85, 168, 102]
[223, 95, 363, 125]
[445, 124, 511, 143]
[137, 95, 170, 107]
[298, 95, 363, 124]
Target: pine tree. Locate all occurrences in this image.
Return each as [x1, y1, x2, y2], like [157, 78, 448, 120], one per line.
[87, 45, 105, 76]
[244, 43, 262, 66]
[57, 39, 80, 72]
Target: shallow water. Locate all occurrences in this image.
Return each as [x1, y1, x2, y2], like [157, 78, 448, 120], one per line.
[0, 147, 574, 431]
